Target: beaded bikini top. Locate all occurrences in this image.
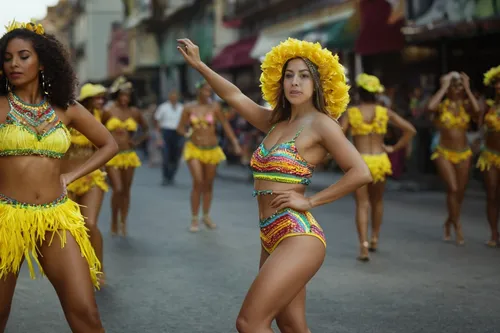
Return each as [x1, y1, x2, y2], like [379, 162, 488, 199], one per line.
[0, 92, 71, 159]
[347, 106, 388, 136]
[250, 125, 314, 185]
[190, 112, 215, 129]
[70, 109, 102, 146]
[105, 116, 138, 132]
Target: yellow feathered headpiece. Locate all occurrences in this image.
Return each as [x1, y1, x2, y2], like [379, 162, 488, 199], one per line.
[483, 65, 500, 86]
[4, 19, 45, 36]
[356, 73, 385, 94]
[109, 76, 132, 94]
[260, 38, 350, 120]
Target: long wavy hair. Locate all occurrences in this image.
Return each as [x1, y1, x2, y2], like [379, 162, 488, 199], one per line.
[270, 57, 329, 124]
[0, 29, 77, 109]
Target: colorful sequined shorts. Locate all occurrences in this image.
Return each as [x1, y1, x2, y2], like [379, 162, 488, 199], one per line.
[183, 141, 226, 165]
[431, 145, 472, 164]
[106, 150, 142, 169]
[67, 169, 109, 196]
[0, 192, 101, 288]
[477, 147, 500, 171]
[361, 153, 392, 183]
[259, 208, 326, 254]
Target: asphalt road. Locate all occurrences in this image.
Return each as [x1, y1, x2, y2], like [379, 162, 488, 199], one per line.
[7, 162, 500, 333]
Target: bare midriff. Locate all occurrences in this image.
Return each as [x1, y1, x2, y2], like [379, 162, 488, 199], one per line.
[254, 180, 306, 220]
[352, 134, 385, 154]
[436, 125, 468, 150]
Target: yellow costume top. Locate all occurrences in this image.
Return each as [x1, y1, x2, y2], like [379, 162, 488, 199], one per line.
[0, 92, 71, 158]
[70, 109, 102, 147]
[347, 106, 388, 136]
[484, 102, 500, 132]
[105, 117, 138, 132]
[436, 99, 470, 130]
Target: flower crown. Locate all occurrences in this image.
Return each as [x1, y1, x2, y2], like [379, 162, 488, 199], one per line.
[109, 76, 132, 93]
[483, 65, 500, 86]
[4, 19, 45, 36]
[356, 73, 384, 94]
[260, 38, 350, 120]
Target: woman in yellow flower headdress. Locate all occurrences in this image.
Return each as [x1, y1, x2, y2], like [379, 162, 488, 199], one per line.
[340, 73, 416, 261]
[0, 20, 118, 331]
[61, 83, 110, 284]
[176, 80, 242, 232]
[177, 37, 371, 331]
[478, 65, 500, 247]
[101, 76, 149, 237]
[427, 71, 480, 245]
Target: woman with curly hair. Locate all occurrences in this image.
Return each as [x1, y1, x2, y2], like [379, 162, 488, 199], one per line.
[427, 72, 480, 245]
[102, 76, 148, 237]
[478, 66, 500, 247]
[176, 80, 242, 232]
[177, 37, 371, 332]
[340, 74, 416, 261]
[62, 83, 109, 285]
[0, 21, 117, 332]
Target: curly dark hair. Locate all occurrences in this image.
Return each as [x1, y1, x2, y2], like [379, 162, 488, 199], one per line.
[0, 28, 77, 109]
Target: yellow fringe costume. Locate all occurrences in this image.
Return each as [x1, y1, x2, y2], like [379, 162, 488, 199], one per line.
[0, 89, 101, 288]
[67, 108, 109, 196]
[347, 105, 392, 183]
[183, 141, 226, 165]
[477, 99, 500, 171]
[106, 150, 142, 168]
[0, 193, 101, 288]
[431, 99, 472, 164]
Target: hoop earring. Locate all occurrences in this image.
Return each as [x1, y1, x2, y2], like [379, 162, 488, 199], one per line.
[40, 70, 48, 95]
[5, 78, 10, 92]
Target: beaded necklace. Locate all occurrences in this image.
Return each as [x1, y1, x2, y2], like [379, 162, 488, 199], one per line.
[7, 92, 58, 134]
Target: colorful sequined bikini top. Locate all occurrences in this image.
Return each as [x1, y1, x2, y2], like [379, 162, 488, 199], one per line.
[437, 99, 470, 130]
[70, 109, 102, 146]
[250, 125, 314, 185]
[190, 112, 215, 129]
[105, 116, 138, 132]
[347, 106, 388, 136]
[0, 92, 71, 159]
[484, 102, 500, 132]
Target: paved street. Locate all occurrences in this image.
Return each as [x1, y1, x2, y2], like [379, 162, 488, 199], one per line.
[7, 162, 500, 333]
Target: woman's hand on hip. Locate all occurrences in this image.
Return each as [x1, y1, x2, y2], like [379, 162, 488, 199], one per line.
[270, 190, 313, 212]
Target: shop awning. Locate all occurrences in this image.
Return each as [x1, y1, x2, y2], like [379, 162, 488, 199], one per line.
[294, 16, 356, 50]
[250, 3, 354, 60]
[211, 36, 258, 70]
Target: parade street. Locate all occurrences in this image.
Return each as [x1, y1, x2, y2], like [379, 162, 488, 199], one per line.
[7, 163, 500, 333]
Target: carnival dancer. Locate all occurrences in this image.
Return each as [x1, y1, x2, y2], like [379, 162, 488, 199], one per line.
[177, 37, 371, 332]
[428, 71, 480, 244]
[176, 80, 242, 232]
[102, 76, 149, 237]
[0, 20, 118, 331]
[341, 74, 416, 261]
[478, 66, 500, 247]
[62, 83, 109, 285]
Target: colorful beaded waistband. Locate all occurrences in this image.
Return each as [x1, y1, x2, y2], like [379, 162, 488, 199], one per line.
[252, 189, 274, 197]
[0, 191, 68, 208]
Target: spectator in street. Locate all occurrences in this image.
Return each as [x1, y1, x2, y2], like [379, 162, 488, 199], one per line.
[427, 71, 480, 245]
[177, 37, 371, 333]
[341, 73, 416, 261]
[478, 65, 500, 247]
[176, 80, 242, 232]
[155, 90, 184, 185]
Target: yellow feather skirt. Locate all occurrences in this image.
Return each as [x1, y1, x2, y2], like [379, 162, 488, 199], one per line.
[0, 193, 101, 288]
[67, 169, 109, 196]
[183, 141, 226, 165]
[361, 153, 392, 183]
[477, 148, 500, 171]
[431, 146, 472, 164]
[106, 150, 142, 169]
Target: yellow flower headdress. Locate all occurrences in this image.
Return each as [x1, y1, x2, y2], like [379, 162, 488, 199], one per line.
[356, 73, 384, 94]
[109, 76, 132, 94]
[4, 19, 45, 36]
[260, 38, 350, 120]
[483, 65, 500, 86]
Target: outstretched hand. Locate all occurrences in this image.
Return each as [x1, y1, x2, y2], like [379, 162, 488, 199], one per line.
[177, 39, 202, 69]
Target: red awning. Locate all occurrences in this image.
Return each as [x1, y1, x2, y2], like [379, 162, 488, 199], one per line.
[354, 0, 405, 56]
[211, 36, 257, 70]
